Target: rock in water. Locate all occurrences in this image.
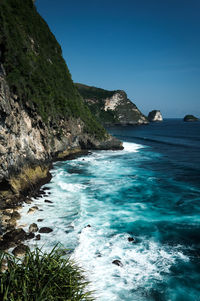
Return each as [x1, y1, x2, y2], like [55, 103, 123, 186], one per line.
[29, 223, 39, 233]
[39, 227, 53, 233]
[148, 110, 163, 122]
[183, 115, 199, 122]
[112, 260, 123, 267]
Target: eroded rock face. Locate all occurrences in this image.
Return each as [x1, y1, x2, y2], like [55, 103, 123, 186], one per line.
[76, 84, 148, 125]
[148, 110, 163, 122]
[0, 67, 122, 202]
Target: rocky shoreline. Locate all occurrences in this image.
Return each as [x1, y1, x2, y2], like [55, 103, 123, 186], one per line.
[0, 150, 90, 256]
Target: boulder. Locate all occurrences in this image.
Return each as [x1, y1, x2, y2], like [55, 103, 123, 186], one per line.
[39, 227, 53, 233]
[27, 206, 39, 214]
[12, 244, 29, 257]
[37, 219, 44, 222]
[3, 228, 27, 243]
[112, 259, 123, 267]
[128, 236, 135, 242]
[35, 234, 41, 240]
[44, 199, 53, 203]
[29, 223, 39, 233]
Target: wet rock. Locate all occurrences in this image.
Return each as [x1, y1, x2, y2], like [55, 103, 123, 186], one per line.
[128, 237, 135, 242]
[29, 223, 39, 233]
[24, 199, 32, 204]
[85, 224, 91, 228]
[112, 260, 123, 267]
[27, 206, 39, 214]
[3, 228, 27, 243]
[37, 219, 44, 222]
[27, 232, 35, 239]
[12, 244, 29, 257]
[43, 187, 50, 191]
[0, 240, 16, 251]
[39, 227, 53, 233]
[3, 208, 13, 215]
[11, 211, 21, 220]
[35, 234, 41, 240]
[44, 199, 53, 203]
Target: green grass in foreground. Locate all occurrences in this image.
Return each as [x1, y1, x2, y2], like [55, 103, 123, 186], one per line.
[0, 247, 94, 301]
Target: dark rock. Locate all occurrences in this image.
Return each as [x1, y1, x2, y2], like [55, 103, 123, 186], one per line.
[27, 206, 39, 214]
[3, 228, 27, 243]
[12, 244, 29, 257]
[27, 232, 35, 239]
[0, 240, 16, 251]
[112, 260, 123, 267]
[35, 234, 41, 240]
[128, 237, 135, 242]
[37, 219, 44, 222]
[39, 227, 53, 233]
[183, 115, 199, 122]
[29, 223, 38, 233]
[11, 211, 21, 220]
[85, 224, 91, 228]
[44, 199, 53, 203]
[24, 199, 32, 204]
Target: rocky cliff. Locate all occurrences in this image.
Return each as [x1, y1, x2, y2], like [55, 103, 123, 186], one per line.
[148, 110, 163, 122]
[75, 83, 148, 126]
[0, 0, 122, 204]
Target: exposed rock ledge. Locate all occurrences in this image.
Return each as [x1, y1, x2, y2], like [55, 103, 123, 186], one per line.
[0, 67, 122, 205]
[148, 110, 163, 122]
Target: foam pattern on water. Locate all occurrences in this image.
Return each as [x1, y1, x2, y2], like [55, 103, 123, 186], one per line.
[19, 141, 199, 300]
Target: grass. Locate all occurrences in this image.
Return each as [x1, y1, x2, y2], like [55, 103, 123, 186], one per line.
[0, 247, 94, 301]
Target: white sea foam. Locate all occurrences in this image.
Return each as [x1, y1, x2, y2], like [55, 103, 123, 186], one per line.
[18, 144, 190, 301]
[123, 142, 143, 152]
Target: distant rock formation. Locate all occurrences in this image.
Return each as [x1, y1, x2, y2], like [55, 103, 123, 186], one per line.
[148, 110, 163, 122]
[76, 83, 149, 126]
[183, 115, 199, 122]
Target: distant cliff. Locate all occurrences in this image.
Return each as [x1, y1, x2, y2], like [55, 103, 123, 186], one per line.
[0, 0, 122, 203]
[148, 110, 163, 122]
[75, 84, 148, 126]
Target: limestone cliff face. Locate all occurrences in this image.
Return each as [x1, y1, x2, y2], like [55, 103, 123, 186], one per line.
[148, 110, 163, 122]
[0, 0, 122, 202]
[76, 84, 148, 126]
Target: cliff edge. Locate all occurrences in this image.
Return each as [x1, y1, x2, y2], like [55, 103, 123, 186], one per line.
[0, 0, 122, 204]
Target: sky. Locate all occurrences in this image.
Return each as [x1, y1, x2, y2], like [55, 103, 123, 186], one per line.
[36, 0, 200, 118]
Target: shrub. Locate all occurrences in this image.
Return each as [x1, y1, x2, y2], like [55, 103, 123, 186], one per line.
[0, 247, 94, 301]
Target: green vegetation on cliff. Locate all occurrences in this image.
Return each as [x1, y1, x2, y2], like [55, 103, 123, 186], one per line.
[0, 0, 106, 139]
[75, 84, 119, 124]
[0, 247, 93, 300]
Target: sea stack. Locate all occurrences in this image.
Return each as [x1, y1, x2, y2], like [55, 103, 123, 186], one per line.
[183, 115, 199, 122]
[148, 110, 163, 122]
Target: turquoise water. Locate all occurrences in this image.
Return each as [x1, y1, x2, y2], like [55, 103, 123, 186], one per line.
[21, 119, 200, 300]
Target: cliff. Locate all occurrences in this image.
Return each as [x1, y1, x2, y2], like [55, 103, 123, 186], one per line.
[75, 83, 148, 126]
[148, 110, 163, 122]
[0, 0, 122, 204]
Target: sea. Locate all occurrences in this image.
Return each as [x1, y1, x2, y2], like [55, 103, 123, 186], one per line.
[20, 118, 200, 301]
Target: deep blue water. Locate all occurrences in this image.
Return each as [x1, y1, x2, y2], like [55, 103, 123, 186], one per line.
[21, 119, 200, 301]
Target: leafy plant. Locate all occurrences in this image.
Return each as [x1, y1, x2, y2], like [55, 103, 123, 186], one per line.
[0, 247, 94, 301]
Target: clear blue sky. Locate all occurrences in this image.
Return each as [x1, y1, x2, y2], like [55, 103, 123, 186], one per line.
[36, 0, 200, 118]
